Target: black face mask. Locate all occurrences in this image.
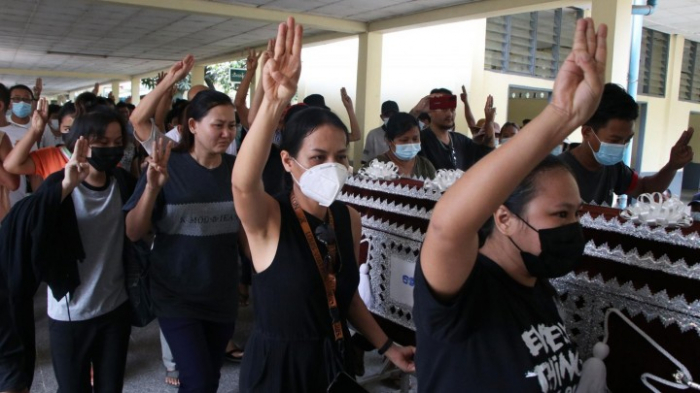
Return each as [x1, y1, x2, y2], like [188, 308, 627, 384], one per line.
[508, 214, 586, 278]
[88, 146, 124, 173]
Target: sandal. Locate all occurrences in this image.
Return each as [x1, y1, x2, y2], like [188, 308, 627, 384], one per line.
[224, 344, 245, 363]
[165, 369, 180, 387]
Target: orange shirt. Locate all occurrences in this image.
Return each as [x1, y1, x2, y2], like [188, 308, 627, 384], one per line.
[30, 147, 70, 179]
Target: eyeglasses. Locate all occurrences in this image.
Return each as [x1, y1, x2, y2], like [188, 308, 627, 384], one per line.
[10, 97, 32, 104]
[315, 223, 341, 274]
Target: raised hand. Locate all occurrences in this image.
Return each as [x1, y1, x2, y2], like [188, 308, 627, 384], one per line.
[549, 18, 607, 128]
[412, 95, 431, 115]
[262, 17, 303, 104]
[33, 78, 43, 98]
[483, 95, 495, 122]
[668, 127, 694, 170]
[165, 55, 195, 86]
[63, 137, 90, 192]
[30, 97, 49, 133]
[460, 85, 468, 104]
[156, 71, 167, 86]
[145, 136, 172, 191]
[246, 48, 262, 71]
[107, 91, 115, 102]
[92, 82, 99, 95]
[340, 87, 353, 109]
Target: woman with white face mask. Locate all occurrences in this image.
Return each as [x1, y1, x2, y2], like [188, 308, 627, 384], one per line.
[232, 17, 415, 392]
[371, 112, 436, 179]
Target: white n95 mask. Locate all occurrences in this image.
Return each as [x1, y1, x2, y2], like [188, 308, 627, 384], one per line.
[293, 160, 349, 207]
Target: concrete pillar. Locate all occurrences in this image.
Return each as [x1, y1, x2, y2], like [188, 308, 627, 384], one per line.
[112, 81, 120, 101]
[131, 76, 141, 105]
[590, 0, 634, 85]
[354, 32, 383, 169]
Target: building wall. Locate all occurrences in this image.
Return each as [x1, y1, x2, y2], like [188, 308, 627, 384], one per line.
[296, 6, 700, 179]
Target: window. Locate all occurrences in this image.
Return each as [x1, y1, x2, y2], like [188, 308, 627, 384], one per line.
[485, 8, 583, 79]
[680, 39, 700, 102]
[638, 28, 669, 97]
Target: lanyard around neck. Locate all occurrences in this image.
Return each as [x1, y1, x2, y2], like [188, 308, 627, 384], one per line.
[290, 191, 343, 342]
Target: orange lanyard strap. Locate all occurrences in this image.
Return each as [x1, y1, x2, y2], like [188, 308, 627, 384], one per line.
[290, 191, 343, 342]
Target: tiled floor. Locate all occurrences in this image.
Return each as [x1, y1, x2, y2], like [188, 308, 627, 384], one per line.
[27, 285, 416, 393]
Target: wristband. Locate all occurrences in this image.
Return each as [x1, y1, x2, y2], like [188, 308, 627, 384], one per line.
[377, 339, 394, 356]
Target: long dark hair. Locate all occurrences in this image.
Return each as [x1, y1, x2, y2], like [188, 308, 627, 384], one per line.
[478, 155, 574, 246]
[64, 106, 127, 151]
[174, 90, 234, 153]
[280, 106, 348, 157]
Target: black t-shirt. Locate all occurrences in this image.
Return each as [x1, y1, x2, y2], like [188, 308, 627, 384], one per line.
[559, 151, 636, 205]
[413, 253, 582, 392]
[124, 151, 239, 322]
[419, 128, 493, 171]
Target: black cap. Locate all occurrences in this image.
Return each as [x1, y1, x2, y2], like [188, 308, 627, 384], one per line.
[303, 94, 329, 109]
[690, 192, 700, 206]
[381, 100, 399, 116]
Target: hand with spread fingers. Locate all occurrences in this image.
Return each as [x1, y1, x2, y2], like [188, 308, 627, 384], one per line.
[262, 17, 303, 104]
[62, 136, 90, 197]
[145, 137, 172, 191]
[668, 127, 694, 170]
[549, 17, 607, 129]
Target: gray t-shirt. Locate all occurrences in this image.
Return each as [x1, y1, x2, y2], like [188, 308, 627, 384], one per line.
[48, 178, 128, 321]
[362, 126, 388, 163]
[559, 151, 636, 206]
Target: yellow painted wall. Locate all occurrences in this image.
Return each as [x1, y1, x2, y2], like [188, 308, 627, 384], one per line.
[507, 97, 551, 127]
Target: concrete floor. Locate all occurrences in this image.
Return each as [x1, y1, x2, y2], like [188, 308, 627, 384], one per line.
[27, 284, 417, 393]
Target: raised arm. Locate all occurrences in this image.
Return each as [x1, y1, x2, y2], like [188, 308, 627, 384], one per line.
[460, 85, 476, 129]
[420, 18, 607, 299]
[130, 55, 194, 142]
[629, 128, 694, 197]
[340, 87, 361, 142]
[472, 95, 496, 147]
[409, 95, 430, 118]
[0, 134, 19, 190]
[234, 49, 261, 130]
[154, 72, 174, 132]
[247, 39, 275, 126]
[232, 17, 302, 272]
[4, 98, 48, 175]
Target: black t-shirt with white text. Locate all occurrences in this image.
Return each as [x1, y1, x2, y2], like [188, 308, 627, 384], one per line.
[419, 128, 493, 171]
[413, 253, 582, 392]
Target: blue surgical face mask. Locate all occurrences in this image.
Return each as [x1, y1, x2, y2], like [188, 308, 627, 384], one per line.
[418, 121, 426, 131]
[589, 132, 627, 166]
[11, 102, 31, 119]
[382, 117, 389, 127]
[500, 137, 512, 145]
[393, 142, 421, 161]
[551, 145, 563, 156]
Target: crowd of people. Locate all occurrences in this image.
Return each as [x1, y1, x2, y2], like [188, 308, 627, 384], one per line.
[0, 14, 696, 393]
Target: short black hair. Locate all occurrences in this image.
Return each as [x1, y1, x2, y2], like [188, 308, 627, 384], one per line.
[64, 106, 127, 151]
[0, 83, 9, 109]
[385, 112, 419, 141]
[430, 88, 452, 95]
[9, 84, 34, 100]
[584, 83, 639, 131]
[48, 104, 61, 117]
[417, 112, 431, 122]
